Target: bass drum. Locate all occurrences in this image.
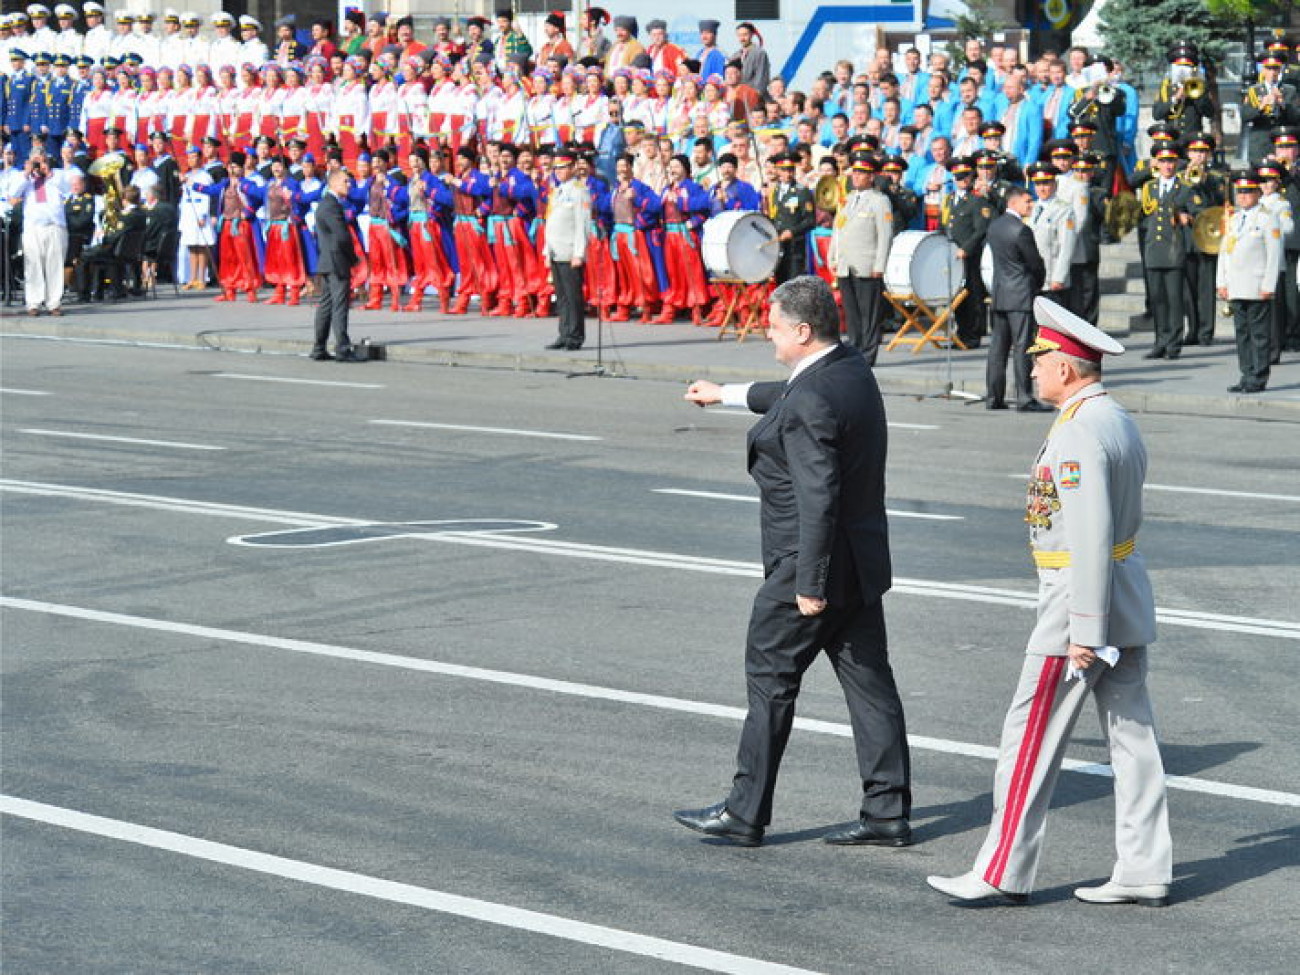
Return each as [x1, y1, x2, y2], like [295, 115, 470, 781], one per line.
[981, 246, 995, 291]
[701, 211, 780, 284]
[883, 230, 965, 304]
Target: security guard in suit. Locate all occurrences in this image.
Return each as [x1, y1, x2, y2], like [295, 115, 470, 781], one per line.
[1179, 134, 1227, 346]
[768, 152, 815, 283]
[929, 298, 1172, 909]
[1217, 172, 1281, 393]
[1067, 154, 1107, 324]
[943, 156, 994, 347]
[1026, 162, 1076, 297]
[1138, 144, 1193, 359]
[830, 154, 893, 363]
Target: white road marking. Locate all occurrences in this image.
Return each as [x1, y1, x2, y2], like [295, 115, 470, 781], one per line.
[1008, 473, 1300, 504]
[0, 795, 820, 975]
[0, 388, 50, 396]
[18, 429, 225, 452]
[887, 422, 941, 431]
[213, 373, 385, 390]
[3, 597, 1297, 809]
[371, 419, 602, 442]
[652, 487, 964, 522]
[4, 479, 1298, 641]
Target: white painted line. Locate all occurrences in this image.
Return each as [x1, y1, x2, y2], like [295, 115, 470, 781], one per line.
[213, 372, 385, 390]
[1007, 473, 1300, 504]
[3, 596, 1297, 809]
[652, 487, 964, 522]
[0, 795, 820, 975]
[887, 422, 941, 431]
[371, 419, 602, 442]
[4, 479, 1297, 641]
[0, 387, 50, 396]
[18, 429, 225, 452]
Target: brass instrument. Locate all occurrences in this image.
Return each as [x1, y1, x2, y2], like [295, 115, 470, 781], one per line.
[1097, 83, 1118, 105]
[763, 183, 777, 220]
[1193, 205, 1226, 254]
[814, 173, 844, 213]
[1184, 76, 1206, 101]
[1180, 163, 1205, 186]
[88, 153, 126, 238]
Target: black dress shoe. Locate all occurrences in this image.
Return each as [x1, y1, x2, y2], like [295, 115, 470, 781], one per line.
[1016, 401, 1053, 413]
[1165, 350, 1181, 360]
[1142, 350, 1165, 360]
[985, 400, 1008, 411]
[309, 350, 334, 361]
[672, 802, 763, 847]
[823, 817, 913, 847]
[334, 349, 363, 362]
[565, 342, 583, 351]
[1227, 383, 1245, 393]
[544, 338, 569, 349]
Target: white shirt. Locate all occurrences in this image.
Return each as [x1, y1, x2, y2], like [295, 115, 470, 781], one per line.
[15, 171, 71, 228]
[719, 343, 842, 408]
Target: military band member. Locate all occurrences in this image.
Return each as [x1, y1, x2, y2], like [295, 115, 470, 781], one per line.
[1242, 52, 1298, 165]
[928, 298, 1172, 909]
[879, 154, 919, 230]
[1027, 162, 1075, 297]
[1269, 126, 1300, 352]
[1152, 43, 1216, 140]
[1179, 134, 1226, 346]
[943, 156, 993, 348]
[1067, 154, 1106, 325]
[1139, 145, 1193, 359]
[973, 149, 1014, 215]
[1255, 157, 1293, 365]
[1217, 172, 1281, 393]
[830, 154, 892, 363]
[769, 151, 814, 283]
[977, 122, 1024, 185]
[1068, 59, 1126, 194]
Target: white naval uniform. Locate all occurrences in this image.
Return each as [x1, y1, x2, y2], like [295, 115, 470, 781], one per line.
[968, 383, 1172, 895]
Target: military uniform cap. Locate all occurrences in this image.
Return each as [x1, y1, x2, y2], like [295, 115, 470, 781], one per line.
[27, 4, 51, 18]
[9, 48, 29, 61]
[52, 53, 70, 66]
[1070, 119, 1098, 136]
[1027, 162, 1056, 182]
[948, 157, 975, 177]
[772, 152, 796, 168]
[880, 154, 907, 172]
[1146, 121, 1178, 141]
[33, 51, 52, 64]
[1029, 297, 1125, 361]
[114, 11, 132, 23]
[1232, 172, 1261, 191]
[82, 2, 104, 13]
[163, 9, 180, 23]
[136, 11, 154, 22]
[211, 12, 234, 26]
[980, 121, 1006, 138]
[1261, 52, 1287, 68]
[973, 151, 998, 168]
[54, 4, 76, 17]
[239, 15, 261, 30]
[850, 155, 878, 173]
[1153, 144, 1181, 161]
[1185, 134, 1215, 152]
[1272, 126, 1300, 146]
[1046, 139, 1076, 157]
[1256, 159, 1286, 180]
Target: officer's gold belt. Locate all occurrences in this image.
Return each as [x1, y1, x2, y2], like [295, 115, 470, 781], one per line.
[1032, 537, 1136, 569]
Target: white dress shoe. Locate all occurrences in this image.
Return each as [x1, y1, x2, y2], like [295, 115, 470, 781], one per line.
[926, 871, 1029, 905]
[1073, 881, 1169, 907]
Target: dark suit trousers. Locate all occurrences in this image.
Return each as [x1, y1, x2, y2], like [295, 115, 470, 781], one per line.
[838, 274, 883, 365]
[1184, 252, 1217, 344]
[1233, 298, 1272, 389]
[1069, 261, 1100, 326]
[313, 271, 353, 354]
[776, 239, 807, 283]
[1148, 267, 1184, 356]
[552, 259, 585, 346]
[986, 310, 1035, 407]
[727, 593, 911, 827]
[955, 251, 986, 344]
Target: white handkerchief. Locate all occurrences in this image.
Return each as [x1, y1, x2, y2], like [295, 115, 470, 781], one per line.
[1066, 645, 1122, 681]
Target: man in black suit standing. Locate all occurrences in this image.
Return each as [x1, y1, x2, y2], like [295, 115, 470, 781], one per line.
[311, 169, 361, 362]
[985, 186, 1050, 411]
[674, 275, 913, 848]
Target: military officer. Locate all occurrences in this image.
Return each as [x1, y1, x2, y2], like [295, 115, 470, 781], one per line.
[1242, 51, 1298, 165]
[769, 152, 815, 283]
[542, 146, 591, 351]
[1179, 134, 1227, 346]
[879, 154, 919, 230]
[1217, 172, 1280, 393]
[1138, 145, 1193, 359]
[928, 297, 1172, 909]
[973, 149, 1015, 215]
[1269, 126, 1300, 352]
[1027, 162, 1075, 297]
[1067, 154, 1106, 325]
[1254, 157, 1293, 366]
[3, 49, 34, 161]
[81, 3, 110, 65]
[1152, 43, 1215, 139]
[52, 5, 80, 59]
[943, 156, 994, 347]
[830, 154, 893, 363]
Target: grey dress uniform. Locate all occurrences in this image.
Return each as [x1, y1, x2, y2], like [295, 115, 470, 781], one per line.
[1216, 201, 1282, 392]
[970, 382, 1171, 895]
[1259, 189, 1294, 363]
[1029, 194, 1076, 293]
[829, 185, 893, 363]
[545, 177, 591, 349]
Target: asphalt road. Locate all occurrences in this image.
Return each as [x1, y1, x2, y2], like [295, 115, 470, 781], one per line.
[2, 336, 1297, 974]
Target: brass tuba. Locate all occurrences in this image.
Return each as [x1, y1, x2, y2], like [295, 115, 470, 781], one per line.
[88, 152, 126, 238]
[814, 173, 844, 213]
[1184, 76, 1207, 102]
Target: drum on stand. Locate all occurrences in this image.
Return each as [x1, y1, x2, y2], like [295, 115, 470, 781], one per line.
[701, 211, 780, 284]
[884, 230, 965, 304]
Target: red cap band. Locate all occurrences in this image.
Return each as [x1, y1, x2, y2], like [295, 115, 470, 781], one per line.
[1034, 326, 1103, 362]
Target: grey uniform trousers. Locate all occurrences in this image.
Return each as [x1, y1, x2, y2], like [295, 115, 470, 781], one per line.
[971, 648, 1173, 894]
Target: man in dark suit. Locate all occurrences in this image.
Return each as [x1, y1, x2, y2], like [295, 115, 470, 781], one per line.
[674, 275, 913, 848]
[311, 169, 361, 362]
[76, 184, 147, 301]
[985, 186, 1050, 411]
[140, 184, 178, 288]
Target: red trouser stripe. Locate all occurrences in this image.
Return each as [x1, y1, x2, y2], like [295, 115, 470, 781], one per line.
[985, 655, 1066, 888]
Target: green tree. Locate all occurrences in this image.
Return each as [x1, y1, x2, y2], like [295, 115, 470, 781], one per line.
[945, 0, 1010, 66]
[1099, 0, 1240, 71]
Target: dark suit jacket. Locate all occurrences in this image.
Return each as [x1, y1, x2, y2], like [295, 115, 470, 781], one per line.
[745, 343, 891, 607]
[315, 191, 358, 277]
[152, 156, 182, 204]
[987, 211, 1045, 311]
[143, 200, 178, 258]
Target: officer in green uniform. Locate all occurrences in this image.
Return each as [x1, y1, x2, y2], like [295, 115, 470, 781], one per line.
[1067, 154, 1107, 325]
[1138, 144, 1194, 359]
[769, 152, 815, 283]
[973, 149, 1016, 215]
[1269, 126, 1300, 351]
[1152, 43, 1216, 140]
[1179, 133, 1227, 346]
[63, 175, 96, 281]
[943, 156, 995, 348]
[1130, 124, 1181, 324]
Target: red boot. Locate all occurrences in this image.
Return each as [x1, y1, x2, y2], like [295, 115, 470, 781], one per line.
[363, 285, 383, 310]
[447, 293, 470, 315]
[390, 288, 402, 311]
[690, 306, 703, 327]
[439, 291, 453, 314]
[215, 288, 235, 302]
[608, 306, 631, 322]
[489, 296, 513, 317]
[403, 294, 423, 312]
[286, 286, 302, 306]
[246, 288, 259, 303]
[651, 305, 677, 324]
[512, 297, 532, 318]
[266, 285, 286, 305]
